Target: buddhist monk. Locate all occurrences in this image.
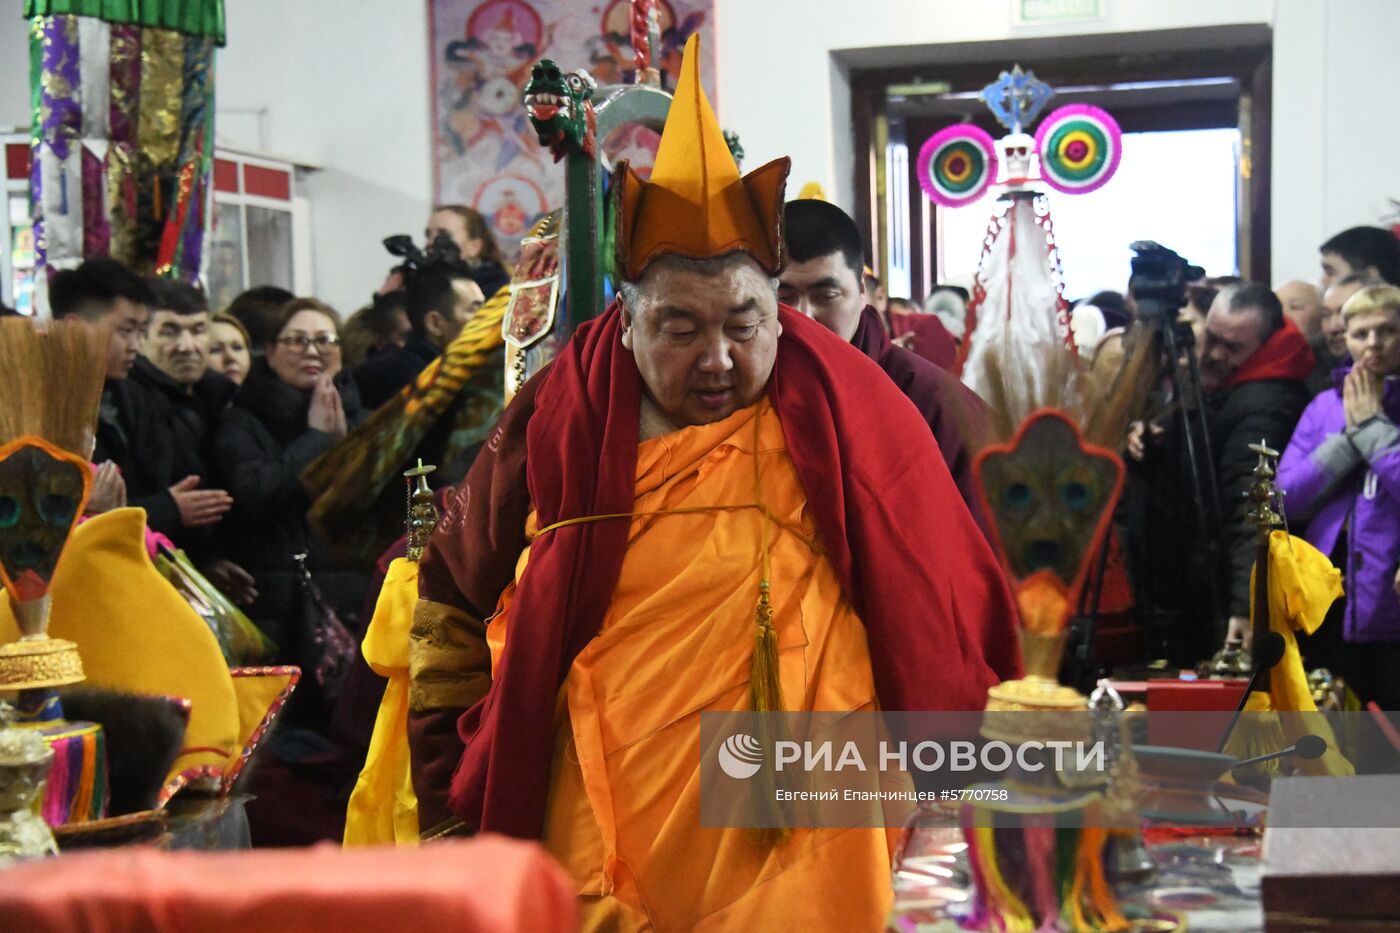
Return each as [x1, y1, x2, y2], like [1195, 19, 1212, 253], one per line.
[779, 199, 990, 522]
[407, 35, 1019, 931]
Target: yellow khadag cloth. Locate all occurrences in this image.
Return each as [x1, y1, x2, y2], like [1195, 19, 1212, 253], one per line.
[1245, 530, 1353, 777]
[344, 557, 420, 846]
[614, 33, 789, 280]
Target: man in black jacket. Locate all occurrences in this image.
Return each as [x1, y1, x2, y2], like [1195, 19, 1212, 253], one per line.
[134, 280, 259, 600]
[138, 279, 237, 471]
[1130, 283, 1314, 660]
[50, 261, 234, 546]
[352, 267, 486, 411]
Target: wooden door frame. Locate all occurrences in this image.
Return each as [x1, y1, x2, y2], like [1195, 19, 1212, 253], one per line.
[847, 28, 1273, 296]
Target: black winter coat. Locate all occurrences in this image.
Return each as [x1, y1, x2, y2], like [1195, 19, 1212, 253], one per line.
[94, 360, 236, 548]
[351, 335, 438, 411]
[95, 377, 184, 537]
[468, 258, 509, 300]
[126, 358, 236, 557]
[211, 360, 369, 664]
[1208, 378, 1313, 617]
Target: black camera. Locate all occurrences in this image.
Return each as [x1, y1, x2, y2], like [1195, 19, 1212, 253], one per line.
[381, 231, 469, 276]
[1128, 241, 1205, 321]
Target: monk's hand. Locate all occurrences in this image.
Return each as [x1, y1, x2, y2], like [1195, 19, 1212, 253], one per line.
[892, 333, 915, 350]
[1345, 367, 1382, 430]
[1393, 565, 1400, 597]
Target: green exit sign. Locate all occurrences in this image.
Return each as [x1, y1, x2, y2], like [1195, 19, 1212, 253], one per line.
[1014, 0, 1104, 25]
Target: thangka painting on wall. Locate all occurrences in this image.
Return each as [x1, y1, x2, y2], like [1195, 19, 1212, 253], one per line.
[429, 0, 715, 261]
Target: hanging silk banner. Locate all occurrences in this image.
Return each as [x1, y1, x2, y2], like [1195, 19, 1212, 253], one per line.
[106, 23, 141, 266]
[157, 34, 215, 279]
[34, 15, 83, 269]
[77, 17, 112, 259]
[26, 1, 224, 300]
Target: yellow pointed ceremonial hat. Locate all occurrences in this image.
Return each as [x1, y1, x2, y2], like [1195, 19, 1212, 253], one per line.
[615, 34, 790, 280]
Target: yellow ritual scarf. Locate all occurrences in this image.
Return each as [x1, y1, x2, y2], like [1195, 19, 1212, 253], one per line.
[343, 558, 421, 846]
[1237, 531, 1353, 777]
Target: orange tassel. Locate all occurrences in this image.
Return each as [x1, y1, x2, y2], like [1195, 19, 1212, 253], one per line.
[1071, 826, 1129, 932]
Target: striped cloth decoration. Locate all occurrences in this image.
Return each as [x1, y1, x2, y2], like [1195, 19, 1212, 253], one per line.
[24, 718, 109, 826]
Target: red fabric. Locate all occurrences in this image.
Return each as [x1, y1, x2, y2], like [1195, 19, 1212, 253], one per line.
[1223, 319, 1316, 390]
[0, 837, 577, 933]
[850, 306, 990, 533]
[888, 311, 959, 370]
[445, 302, 1020, 837]
[1141, 826, 1259, 845]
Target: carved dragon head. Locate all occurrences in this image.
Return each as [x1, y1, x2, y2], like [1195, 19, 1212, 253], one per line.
[524, 60, 597, 162]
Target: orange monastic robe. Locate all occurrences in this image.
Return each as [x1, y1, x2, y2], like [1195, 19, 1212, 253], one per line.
[486, 399, 895, 931]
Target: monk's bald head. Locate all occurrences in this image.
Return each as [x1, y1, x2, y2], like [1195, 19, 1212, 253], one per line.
[620, 253, 781, 433]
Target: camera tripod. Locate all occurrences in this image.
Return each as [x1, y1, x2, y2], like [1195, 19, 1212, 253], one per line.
[1062, 302, 1229, 690]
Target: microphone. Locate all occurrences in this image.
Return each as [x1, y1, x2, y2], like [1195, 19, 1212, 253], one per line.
[1230, 733, 1329, 771]
[1215, 631, 1287, 753]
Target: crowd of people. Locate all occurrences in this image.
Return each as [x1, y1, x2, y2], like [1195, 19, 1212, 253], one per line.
[18, 205, 508, 842]
[786, 219, 1400, 709]
[872, 223, 1400, 712]
[8, 183, 1400, 840]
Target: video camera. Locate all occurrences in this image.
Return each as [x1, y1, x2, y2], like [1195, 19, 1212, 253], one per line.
[382, 231, 470, 277]
[1127, 241, 1205, 322]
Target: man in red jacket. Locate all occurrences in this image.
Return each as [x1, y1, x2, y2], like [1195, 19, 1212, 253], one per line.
[1201, 284, 1316, 646]
[1131, 282, 1314, 660]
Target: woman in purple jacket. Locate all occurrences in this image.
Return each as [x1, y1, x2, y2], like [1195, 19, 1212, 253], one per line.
[1279, 285, 1400, 710]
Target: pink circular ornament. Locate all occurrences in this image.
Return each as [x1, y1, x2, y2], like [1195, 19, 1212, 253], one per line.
[1033, 104, 1122, 195]
[916, 125, 998, 208]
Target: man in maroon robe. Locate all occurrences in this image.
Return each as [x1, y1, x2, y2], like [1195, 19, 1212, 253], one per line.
[779, 199, 989, 520]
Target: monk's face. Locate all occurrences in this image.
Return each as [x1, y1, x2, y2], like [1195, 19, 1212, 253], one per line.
[777, 253, 866, 342]
[621, 255, 781, 430]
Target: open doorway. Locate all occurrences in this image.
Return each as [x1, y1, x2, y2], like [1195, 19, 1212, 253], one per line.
[845, 26, 1271, 305]
[935, 127, 1241, 300]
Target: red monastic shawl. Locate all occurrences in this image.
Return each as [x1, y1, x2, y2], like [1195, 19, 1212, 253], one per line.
[433, 303, 1020, 837]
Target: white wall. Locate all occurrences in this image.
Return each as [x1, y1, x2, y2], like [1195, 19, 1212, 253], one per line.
[712, 0, 1400, 285]
[217, 1, 433, 315]
[0, 14, 29, 131]
[1271, 0, 1400, 282]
